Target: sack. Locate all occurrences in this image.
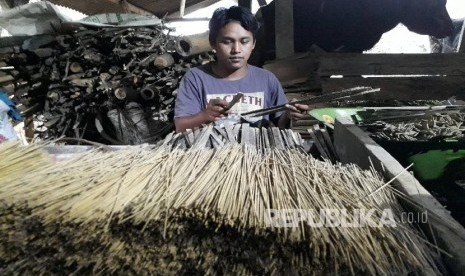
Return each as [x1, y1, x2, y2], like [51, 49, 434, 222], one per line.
[0, 100, 18, 143]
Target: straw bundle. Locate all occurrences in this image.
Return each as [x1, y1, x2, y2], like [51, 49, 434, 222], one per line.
[0, 139, 443, 275]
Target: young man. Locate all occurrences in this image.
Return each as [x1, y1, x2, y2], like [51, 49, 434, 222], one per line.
[174, 6, 308, 133]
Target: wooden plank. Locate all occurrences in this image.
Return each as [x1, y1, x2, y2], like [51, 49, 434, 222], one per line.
[307, 128, 330, 160]
[319, 53, 465, 76]
[133, 0, 216, 17]
[275, 0, 294, 59]
[224, 124, 236, 143]
[320, 127, 338, 160]
[265, 53, 465, 85]
[264, 55, 318, 85]
[213, 126, 226, 139]
[210, 130, 225, 147]
[312, 125, 334, 162]
[255, 127, 261, 149]
[288, 129, 300, 148]
[48, 0, 212, 17]
[249, 124, 256, 147]
[280, 128, 291, 148]
[271, 127, 285, 150]
[192, 125, 212, 149]
[48, 0, 152, 16]
[263, 127, 270, 149]
[333, 117, 465, 275]
[321, 76, 465, 100]
[285, 129, 296, 148]
[241, 123, 252, 146]
[184, 129, 194, 146]
[233, 124, 241, 140]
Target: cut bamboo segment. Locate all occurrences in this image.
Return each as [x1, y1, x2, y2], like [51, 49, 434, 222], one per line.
[175, 31, 212, 57]
[153, 53, 175, 69]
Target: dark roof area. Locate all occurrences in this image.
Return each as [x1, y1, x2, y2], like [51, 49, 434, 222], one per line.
[47, 0, 223, 18]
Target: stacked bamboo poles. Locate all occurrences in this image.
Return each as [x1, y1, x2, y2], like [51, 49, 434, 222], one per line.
[0, 140, 442, 274]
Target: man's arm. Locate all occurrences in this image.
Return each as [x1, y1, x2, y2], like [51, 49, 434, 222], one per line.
[175, 113, 209, 133]
[175, 99, 229, 132]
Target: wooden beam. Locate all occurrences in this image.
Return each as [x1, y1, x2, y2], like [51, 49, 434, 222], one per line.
[275, 0, 294, 59]
[264, 53, 465, 85]
[321, 76, 465, 100]
[318, 53, 465, 76]
[164, 17, 210, 22]
[48, 0, 211, 17]
[47, 0, 153, 16]
[168, 0, 222, 18]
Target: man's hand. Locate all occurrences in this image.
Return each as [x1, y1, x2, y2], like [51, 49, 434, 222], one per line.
[201, 98, 229, 123]
[277, 100, 309, 129]
[175, 98, 233, 132]
[285, 102, 309, 122]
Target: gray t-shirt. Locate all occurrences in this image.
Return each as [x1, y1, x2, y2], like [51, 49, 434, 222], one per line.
[174, 64, 287, 125]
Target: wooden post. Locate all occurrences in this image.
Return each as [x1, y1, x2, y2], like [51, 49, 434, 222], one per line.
[179, 0, 186, 17]
[458, 20, 465, 53]
[238, 0, 252, 10]
[275, 0, 294, 59]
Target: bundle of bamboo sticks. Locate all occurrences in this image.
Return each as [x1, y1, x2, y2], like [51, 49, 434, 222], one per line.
[159, 124, 305, 150]
[0, 137, 443, 274]
[0, 142, 52, 184]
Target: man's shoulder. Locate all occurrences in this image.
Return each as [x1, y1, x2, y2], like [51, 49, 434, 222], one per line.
[185, 65, 212, 79]
[248, 65, 277, 79]
[248, 65, 268, 74]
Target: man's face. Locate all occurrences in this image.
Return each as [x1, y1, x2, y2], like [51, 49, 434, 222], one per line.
[211, 21, 256, 72]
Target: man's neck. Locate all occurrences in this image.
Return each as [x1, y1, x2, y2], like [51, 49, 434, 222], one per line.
[211, 62, 248, 80]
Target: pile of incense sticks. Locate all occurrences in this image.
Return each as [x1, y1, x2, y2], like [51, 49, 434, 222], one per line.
[0, 135, 443, 275]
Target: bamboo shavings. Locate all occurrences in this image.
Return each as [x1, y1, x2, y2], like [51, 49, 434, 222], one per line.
[0, 142, 443, 275]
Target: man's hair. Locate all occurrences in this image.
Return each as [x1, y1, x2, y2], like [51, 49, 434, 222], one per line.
[208, 6, 259, 44]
